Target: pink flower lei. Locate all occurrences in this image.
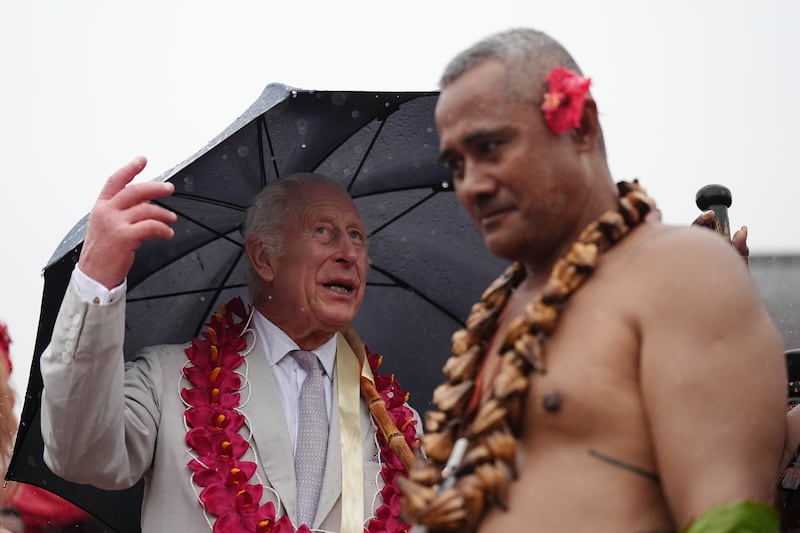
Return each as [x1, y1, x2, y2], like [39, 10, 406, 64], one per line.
[181, 297, 417, 532]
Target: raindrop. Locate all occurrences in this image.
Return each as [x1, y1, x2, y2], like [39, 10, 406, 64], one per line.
[331, 92, 347, 106]
[296, 118, 308, 136]
[237, 146, 250, 158]
[291, 90, 298, 98]
[441, 181, 450, 189]
[427, 127, 434, 133]
[200, 296, 207, 302]
[384, 102, 390, 107]
[222, 153, 229, 160]
[184, 175, 195, 192]
[351, 110, 360, 119]
[301, 144, 307, 149]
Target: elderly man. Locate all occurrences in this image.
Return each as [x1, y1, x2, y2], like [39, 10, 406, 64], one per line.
[40, 158, 417, 532]
[400, 28, 786, 532]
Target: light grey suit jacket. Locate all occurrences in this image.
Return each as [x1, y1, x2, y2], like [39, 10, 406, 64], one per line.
[40, 280, 384, 532]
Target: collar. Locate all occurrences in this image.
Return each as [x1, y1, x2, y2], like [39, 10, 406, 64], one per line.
[251, 310, 336, 380]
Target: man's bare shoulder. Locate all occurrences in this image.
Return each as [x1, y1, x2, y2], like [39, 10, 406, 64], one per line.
[617, 222, 746, 269]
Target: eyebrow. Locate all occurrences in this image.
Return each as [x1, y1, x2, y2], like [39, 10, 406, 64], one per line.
[438, 128, 504, 163]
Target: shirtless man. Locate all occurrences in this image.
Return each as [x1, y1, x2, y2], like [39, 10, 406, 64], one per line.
[400, 28, 786, 532]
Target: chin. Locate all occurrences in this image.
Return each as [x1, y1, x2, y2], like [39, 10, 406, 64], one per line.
[483, 237, 522, 262]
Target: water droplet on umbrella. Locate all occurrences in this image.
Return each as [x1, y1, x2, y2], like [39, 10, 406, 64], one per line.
[352, 110, 360, 119]
[291, 90, 298, 98]
[183, 176, 194, 192]
[301, 144, 307, 149]
[331, 92, 347, 106]
[441, 181, 450, 189]
[237, 146, 249, 158]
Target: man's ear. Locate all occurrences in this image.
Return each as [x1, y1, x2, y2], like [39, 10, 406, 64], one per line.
[245, 236, 275, 283]
[572, 98, 600, 153]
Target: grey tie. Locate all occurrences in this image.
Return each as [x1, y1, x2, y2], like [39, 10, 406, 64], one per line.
[290, 350, 329, 526]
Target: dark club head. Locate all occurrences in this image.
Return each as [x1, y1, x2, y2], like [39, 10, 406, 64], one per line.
[695, 184, 732, 210]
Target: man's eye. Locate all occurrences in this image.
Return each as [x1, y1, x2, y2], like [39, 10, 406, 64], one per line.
[349, 230, 364, 242]
[478, 140, 501, 156]
[315, 226, 330, 235]
[442, 158, 464, 179]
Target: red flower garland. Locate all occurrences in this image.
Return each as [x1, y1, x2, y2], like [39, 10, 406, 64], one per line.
[540, 66, 592, 134]
[182, 298, 416, 532]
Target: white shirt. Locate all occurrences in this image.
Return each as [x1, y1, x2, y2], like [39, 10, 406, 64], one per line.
[251, 310, 336, 453]
[72, 266, 337, 455]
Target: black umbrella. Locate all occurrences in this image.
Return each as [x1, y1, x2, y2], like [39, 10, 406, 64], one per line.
[7, 84, 507, 532]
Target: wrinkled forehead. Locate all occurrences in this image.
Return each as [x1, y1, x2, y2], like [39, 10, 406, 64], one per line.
[289, 183, 363, 225]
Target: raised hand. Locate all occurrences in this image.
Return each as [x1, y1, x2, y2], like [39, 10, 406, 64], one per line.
[692, 210, 749, 265]
[78, 156, 177, 290]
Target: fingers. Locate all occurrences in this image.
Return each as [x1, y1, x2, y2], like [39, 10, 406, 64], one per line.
[731, 225, 750, 266]
[97, 156, 148, 201]
[110, 181, 176, 213]
[691, 210, 715, 229]
[123, 202, 177, 237]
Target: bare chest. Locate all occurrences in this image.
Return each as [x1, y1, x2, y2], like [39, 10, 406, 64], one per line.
[476, 277, 647, 440]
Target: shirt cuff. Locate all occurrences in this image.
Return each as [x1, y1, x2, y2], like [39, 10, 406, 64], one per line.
[73, 266, 127, 305]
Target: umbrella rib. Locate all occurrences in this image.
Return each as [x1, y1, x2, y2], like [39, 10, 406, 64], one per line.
[261, 115, 281, 181]
[257, 115, 267, 187]
[346, 116, 387, 192]
[164, 193, 246, 211]
[369, 264, 464, 326]
[126, 283, 248, 303]
[153, 198, 244, 247]
[366, 190, 439, 238]
[189, 246, 248, 337]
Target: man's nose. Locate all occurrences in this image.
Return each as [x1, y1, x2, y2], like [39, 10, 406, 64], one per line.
[335, 233, 360, 264]
[457, 163, 496, 204]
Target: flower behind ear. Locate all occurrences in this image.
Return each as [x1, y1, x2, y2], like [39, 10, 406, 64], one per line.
[541, 67, 592, 134]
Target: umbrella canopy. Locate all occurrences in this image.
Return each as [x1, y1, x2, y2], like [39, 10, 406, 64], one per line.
[8, 84, 507, 532]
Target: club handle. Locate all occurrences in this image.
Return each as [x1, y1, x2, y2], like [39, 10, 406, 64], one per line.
[695, 184, 732, 239]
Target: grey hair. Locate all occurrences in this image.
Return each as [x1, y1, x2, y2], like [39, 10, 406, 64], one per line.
[440, 28, 583, 99]
[440, 28, 605, 155]
[242, 172, 349, 300]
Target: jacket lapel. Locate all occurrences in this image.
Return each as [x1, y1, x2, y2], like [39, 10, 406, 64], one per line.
[241, 332, 298, 522]
[313, 364, 343, 527]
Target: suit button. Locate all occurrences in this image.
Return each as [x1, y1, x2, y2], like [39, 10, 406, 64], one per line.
[64, 340, 74, 353]
[72, 314, 81, 326]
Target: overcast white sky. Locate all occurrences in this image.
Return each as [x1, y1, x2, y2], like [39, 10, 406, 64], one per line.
[1, 0, 798, 407]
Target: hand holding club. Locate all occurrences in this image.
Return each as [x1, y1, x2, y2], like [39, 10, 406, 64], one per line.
[694, 184, 748, 264]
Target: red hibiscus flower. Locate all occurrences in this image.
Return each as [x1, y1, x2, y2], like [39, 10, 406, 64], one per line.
[540, 66, 592, 134]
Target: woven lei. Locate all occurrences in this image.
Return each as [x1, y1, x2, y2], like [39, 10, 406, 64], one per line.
[181, 297, 417, 532]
